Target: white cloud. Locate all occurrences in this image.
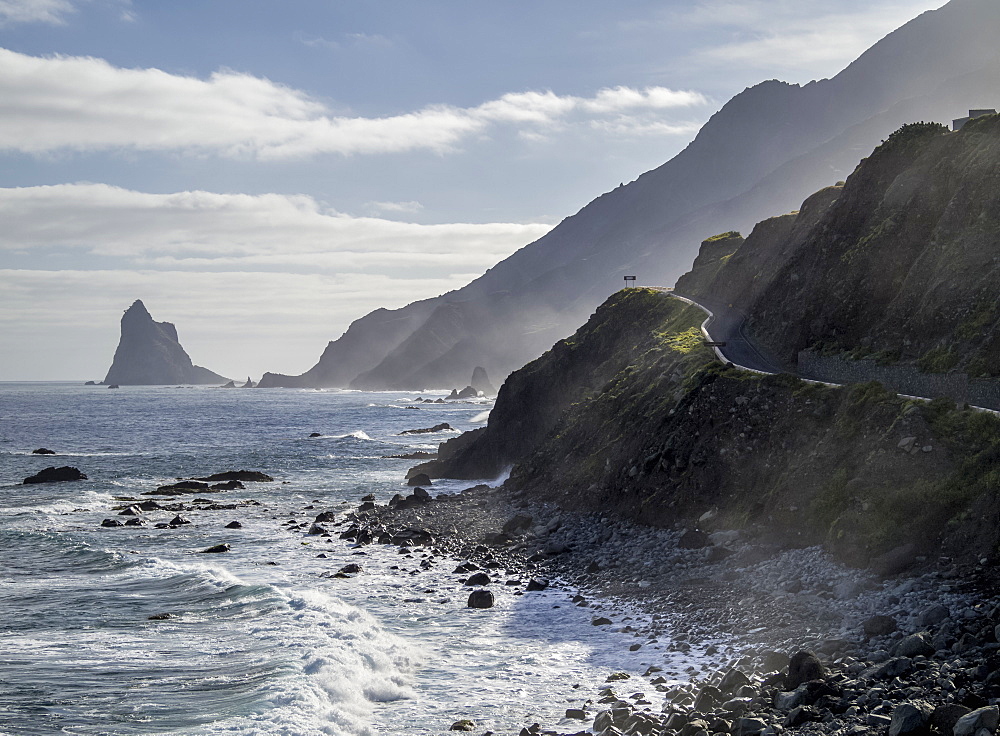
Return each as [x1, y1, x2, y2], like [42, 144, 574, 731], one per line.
[0, 0, 74, 25]
[367, 200, 424, 215]
[0, 47, 711, 158]
[0, 183, 551, 274]
[683, 0, 948, 78]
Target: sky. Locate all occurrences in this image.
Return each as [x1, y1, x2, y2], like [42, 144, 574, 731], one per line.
[0, 0, 948, 381]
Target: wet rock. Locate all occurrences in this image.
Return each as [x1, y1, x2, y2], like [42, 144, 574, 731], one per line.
[449, 720, 475, 731]
[467, 590, 494, 609]
[592, 617, 613, 626]
[118, 505, 142, 516]
[157, 480, 210, 493]
[147, 613, 172, 620]
[565, 708, 587, 720]
[786, 651, 825, 689]
[736, 717, 767, 735]
[307, 524, 328, 535]
[169, 515, 191, 526]
[863, 657, 913, 680]
[526, 578, 549, 591]
[314, 511, 337, 523]
[31, 448, 56, 455]
[785, 706, 821, 728]
[225, 521, 242, 529]
[195, 470, 273, 482]
[719, 669, 752, 694]
[400, 423, 452, 435]
[124, 518, 145, 526]
[464, 572, 491, 586]
[138, 500, 164, 511]
[210, 480, 244, 490]
[101, 518, 124, 527]
[411, 487, 431, 501]
[200, 543, 230, 553]
[23, 466, 87, 484]
[408, 473, 433, 487]
[309, 432, 322, 437]
[338, 563, 362, 575]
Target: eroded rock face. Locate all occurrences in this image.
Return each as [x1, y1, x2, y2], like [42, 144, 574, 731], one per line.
[103, 300, 228, 386]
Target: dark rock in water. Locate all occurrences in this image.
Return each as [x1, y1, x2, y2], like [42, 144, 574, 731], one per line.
[357, 501, 376, 512]
[361, 494, 376, 502]
[339, 563, 362, 575]
[863, 614, 898, 638]
[220, 380, 237, 388]
[31, 448, 56, 455]
[169, 515, 191, 526]
[449, 720, 476, 732]
[456, 385, 479, 399]
[118, 505, 142, 516]
[465, 572, 491, 586]
[467, 590, 494, 609]
[678, 529, 711, 549]
[408, 473, 432, 487]
[241, 377, 254, 388]
[471, 366, 496, 396]
[592, 616, 613, 626]
[200, 543, 230, 553]
[138, 500, 164, 511]
[210, 480, 244, 491]
[84, 380, 97, 385]
[525, 578, 549, 591]
[108, 384, 120, 389]
[23, 466, 87, 484]
[400, 423, 452, 435]
[411, 486, 431, 501]
[383, 451, 437, 460]
[447, 389, 459, 400]
[433, 398, 445, 404]
[147, 613, 172, 620]
[786, 651, 825, 689]
[565, 709, 587, 721]
[103, 300, 228, 386]
[453, 562, 479, 574]
[124, 518, 145, 526]
[195, 470, 273, 483]
[101, 518, 124, 527]
[307, 524, 328, 535]
[309, 432, 322, 437]
[157, 480, 210, 493]
[314, 511, 337, 522]
[225, 521, 242, 529]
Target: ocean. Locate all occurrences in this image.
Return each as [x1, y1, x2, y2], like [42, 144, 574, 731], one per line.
[0, 382, 667, 736]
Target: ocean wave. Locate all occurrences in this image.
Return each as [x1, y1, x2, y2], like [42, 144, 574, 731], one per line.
[470, 410, 491, 423]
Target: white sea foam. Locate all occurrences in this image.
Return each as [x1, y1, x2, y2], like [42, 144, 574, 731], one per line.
[470, 409, 491, 423]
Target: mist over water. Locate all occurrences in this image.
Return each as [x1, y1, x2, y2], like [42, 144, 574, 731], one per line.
[0, 383, 679, 735]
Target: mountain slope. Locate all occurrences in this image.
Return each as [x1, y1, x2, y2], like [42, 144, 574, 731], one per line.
[260, 0, 1000, 390]
[103, 300, 228, 386]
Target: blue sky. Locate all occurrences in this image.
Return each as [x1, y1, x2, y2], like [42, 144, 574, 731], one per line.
[0, 0, 946, 380]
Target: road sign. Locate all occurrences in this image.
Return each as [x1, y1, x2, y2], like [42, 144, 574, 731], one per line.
[624, 275, 636, 286]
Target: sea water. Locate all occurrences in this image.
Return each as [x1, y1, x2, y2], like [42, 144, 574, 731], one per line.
[0, 383, 688, 736]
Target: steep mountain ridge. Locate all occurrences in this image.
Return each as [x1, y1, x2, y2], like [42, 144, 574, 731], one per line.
[261, 0, 1000, 390]
[103, 300, 228, 386]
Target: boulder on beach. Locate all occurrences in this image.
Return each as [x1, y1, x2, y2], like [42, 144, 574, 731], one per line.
[786, 651, 825, 690]
[467, 590, 494, 609]
[23, 466, 87, 484]
[464, 572, 491, 586]
[407, 473, 432, 487]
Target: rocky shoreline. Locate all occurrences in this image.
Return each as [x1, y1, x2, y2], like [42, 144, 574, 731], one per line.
[331, 482, 1000, 736]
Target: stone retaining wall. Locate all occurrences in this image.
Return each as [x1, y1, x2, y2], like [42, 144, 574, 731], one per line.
[796, 352, 1000, 410]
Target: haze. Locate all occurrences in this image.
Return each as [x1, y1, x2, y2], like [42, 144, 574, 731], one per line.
[0, 0, 946, 381]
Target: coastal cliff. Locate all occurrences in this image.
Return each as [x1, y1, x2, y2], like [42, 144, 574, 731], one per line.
[415, 120, 1000, 568]
[103, 300, 228, 386]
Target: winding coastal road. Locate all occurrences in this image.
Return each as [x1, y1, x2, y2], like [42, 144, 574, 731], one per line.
[661, 289, 786, 375]
[656, 287, 999, 414]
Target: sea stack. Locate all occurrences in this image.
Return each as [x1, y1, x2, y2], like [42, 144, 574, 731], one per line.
[470, 367, 496, 396]
[102, 300, 229, 386]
